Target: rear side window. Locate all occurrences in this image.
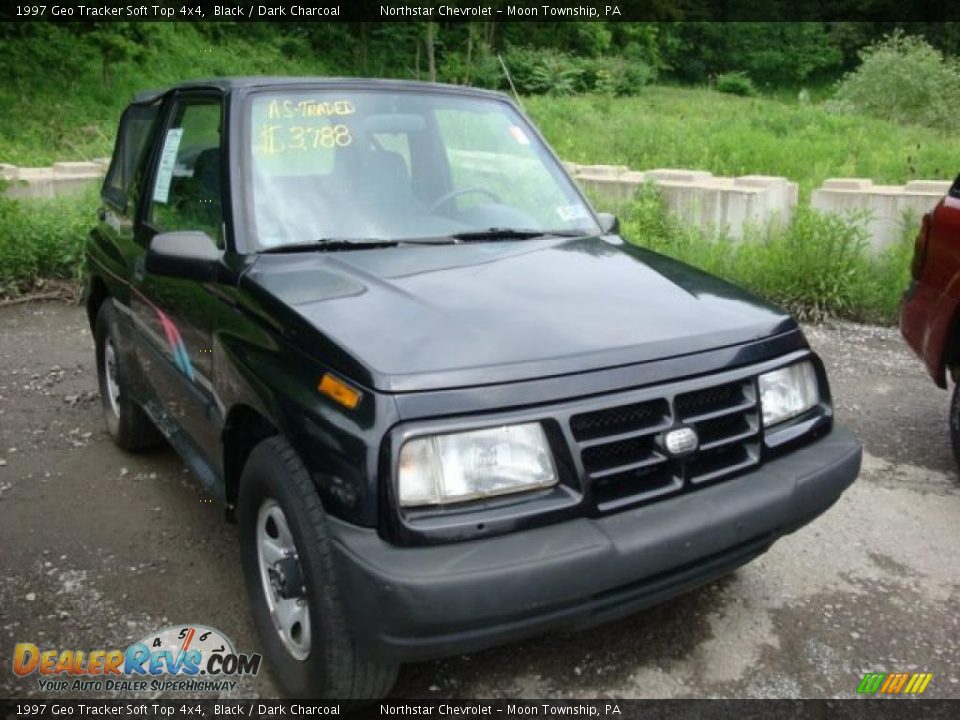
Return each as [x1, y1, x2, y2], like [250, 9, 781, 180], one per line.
[103, 103, 160, 210]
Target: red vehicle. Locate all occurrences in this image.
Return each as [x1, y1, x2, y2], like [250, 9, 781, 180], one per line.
[901, 179, 960, 464]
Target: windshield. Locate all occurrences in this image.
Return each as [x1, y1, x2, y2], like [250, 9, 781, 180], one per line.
[244, 88, 600, 249]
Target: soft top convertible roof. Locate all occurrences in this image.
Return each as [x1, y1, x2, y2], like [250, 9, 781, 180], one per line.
[130, 77, 511, 105]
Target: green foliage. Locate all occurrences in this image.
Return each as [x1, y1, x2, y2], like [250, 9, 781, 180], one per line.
[830, 31, 960, 131]
[501, 48, 654, 97]
[715, 72, 758, 97]
[0, 22, 332, 165]
[500, 48, 571, 97]
[527, 88, 960, 197]
[583, 57, 655, 96]
[660, 22, 843, 86]
[507, 48, 583, 96]
[0, 21, 938, 318]
[0, 187, 98, 297]
[615, 183, 907, 323]
[497, 21, 613, 58]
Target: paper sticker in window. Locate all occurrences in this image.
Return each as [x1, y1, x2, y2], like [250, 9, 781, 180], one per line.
[152, 128, 184, 204]
[508, 125, 530, 145]
[557, 204, 589, 222]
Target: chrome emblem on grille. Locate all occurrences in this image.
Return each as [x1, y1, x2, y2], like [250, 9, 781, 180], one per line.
[664, 426, 699, 456]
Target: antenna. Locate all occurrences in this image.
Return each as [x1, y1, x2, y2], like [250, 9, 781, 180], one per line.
[497, 53, 524, 111]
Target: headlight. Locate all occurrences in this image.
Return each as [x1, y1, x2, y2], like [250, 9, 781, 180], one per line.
[398, 423, 558, 507]
[758, 361, 819, 427]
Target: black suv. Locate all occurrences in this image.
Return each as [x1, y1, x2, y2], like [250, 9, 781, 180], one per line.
[85, 78, 861, 699]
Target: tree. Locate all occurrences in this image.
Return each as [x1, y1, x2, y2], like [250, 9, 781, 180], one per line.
[81, 22, 145, 87]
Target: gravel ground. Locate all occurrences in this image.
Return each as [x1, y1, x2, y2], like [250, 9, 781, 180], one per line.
[0, 302, 958, 700]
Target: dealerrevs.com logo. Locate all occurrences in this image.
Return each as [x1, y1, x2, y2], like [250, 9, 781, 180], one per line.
[12, 625, 262, 693]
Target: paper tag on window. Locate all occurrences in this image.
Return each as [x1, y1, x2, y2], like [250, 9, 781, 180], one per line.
[508, 125, 530, 145]
[152, 128, 184, 204]
[557, 204, 589, 222]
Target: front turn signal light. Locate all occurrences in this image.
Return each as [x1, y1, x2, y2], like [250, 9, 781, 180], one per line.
[318, 373, 361, 409]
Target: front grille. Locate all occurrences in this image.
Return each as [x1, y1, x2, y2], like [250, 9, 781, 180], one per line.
[570, 398, 669, 441]
[569, 376, 761, 512]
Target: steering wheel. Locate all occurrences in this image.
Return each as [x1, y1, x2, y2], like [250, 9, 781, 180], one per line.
[428, 186, 502, 213]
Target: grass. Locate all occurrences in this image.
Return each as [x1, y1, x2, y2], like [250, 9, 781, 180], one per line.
[610, 183, 913, 325]
[0, 185, 98, 297]
[0, 180, 913, 325]
[4, 30, 960, 198]
[0, 23, 329, 166]
[526, 88, 960, 196]
[0, 30, 926, 321]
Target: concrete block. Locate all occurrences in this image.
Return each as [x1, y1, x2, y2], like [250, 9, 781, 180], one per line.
[52, 161, 103, 177]
[646, 168, 714, 183]
[0, 163, 107, 200]
[822, 178, 874, 191]
[2, 150, 945, 255]
[905, 180, 952, 194]
[568, 164, 797, 239]
[811, 177, 949, 252]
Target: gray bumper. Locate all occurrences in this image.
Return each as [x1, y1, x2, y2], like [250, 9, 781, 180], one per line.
[328, 425, 861, 662]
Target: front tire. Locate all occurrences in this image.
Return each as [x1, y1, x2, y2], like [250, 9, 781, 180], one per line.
[238, 436, 398, 700]
[94, 300, 163, 451]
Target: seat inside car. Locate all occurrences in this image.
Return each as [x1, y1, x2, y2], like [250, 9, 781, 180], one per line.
[356, 149, 420, 212]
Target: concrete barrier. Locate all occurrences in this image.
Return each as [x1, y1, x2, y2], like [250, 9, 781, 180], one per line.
[811, 178, 952, 252]
[0, 159, 110, 200]
[442, 152, 798, 240]
[565, 163, 798, 239]
[0, 154, 948, 253]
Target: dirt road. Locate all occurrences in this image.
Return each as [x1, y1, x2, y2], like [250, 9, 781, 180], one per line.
[1, 303, 958, 699]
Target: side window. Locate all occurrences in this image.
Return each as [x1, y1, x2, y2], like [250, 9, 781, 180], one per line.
[102, 102, 160, 210]
[149, 100, 224, 244]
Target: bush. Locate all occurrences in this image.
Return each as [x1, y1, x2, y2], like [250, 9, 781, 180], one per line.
[615, 183, 908, 324]
[660, 22, 842, 86]
[502, 48, 653, 97]
[715, 71, 758, 97]
[582, 56, 655, 96]
[439, 45, 503, 90]
[503, 48, 582, 96]
[0, 186, 97, 297]
[829, 31, 960, 131]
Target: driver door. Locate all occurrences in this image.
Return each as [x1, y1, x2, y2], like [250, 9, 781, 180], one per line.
[131, 92, 225, 470]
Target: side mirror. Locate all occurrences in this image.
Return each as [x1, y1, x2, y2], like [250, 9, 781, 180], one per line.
[597, 212, 619, 235]
[145, 231, 221, 281]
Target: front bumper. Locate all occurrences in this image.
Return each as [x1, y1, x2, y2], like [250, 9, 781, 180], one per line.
[328, 425, 861, 663]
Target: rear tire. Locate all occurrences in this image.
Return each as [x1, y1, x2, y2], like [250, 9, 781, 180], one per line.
[238, 436, 398, 700]
[94, 300, 163, 451]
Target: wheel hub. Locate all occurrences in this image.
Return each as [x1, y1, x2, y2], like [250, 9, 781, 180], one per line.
[269, 556, 306, 599]
[256, 499, 312, 660]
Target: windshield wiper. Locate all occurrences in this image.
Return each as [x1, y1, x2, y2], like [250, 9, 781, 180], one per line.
[258, 229, 589, 253]
[260, 239, 400, 253]
[450, 228, 590, 242]
[260, 237, 461, 253]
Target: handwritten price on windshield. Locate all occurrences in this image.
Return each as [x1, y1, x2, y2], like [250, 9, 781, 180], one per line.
[256, 124, 352, 155]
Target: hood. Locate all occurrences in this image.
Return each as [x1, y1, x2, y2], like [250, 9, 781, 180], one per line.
[246, 236, 796, 392]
